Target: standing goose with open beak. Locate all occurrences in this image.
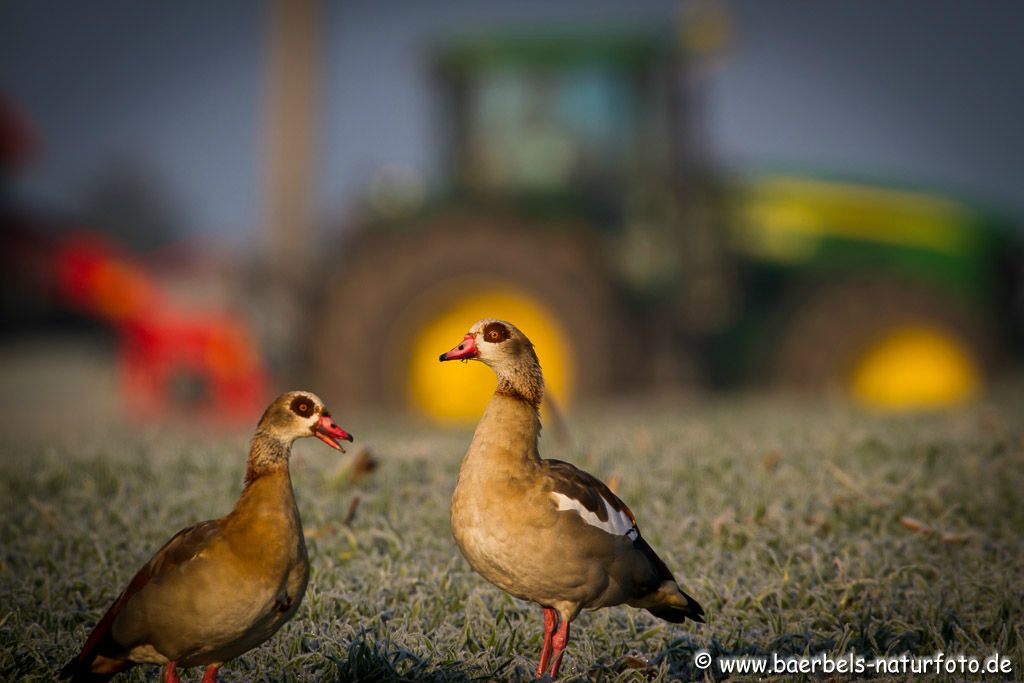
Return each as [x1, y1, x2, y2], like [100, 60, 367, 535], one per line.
[60, 391, 353, 682]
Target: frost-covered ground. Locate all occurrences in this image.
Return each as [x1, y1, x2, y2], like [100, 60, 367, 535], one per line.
[2, 379, 1023, 681]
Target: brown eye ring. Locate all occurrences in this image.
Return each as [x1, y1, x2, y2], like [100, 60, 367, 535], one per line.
[290, 396, 314, 416]
[482, 322, 510, 344]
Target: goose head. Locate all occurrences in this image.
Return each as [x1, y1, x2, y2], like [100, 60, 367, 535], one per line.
[257, 390, 354, 451]
[439, 319, 543, 406]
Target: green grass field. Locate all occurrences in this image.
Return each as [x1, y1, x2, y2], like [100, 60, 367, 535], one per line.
[2, 390, 1023, 682]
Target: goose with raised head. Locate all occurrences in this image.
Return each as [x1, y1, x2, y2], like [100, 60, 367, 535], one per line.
[441, 319, 703, 679]
[60, 391, 353, 682]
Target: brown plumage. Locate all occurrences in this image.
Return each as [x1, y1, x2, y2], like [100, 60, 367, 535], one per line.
[441, 319, 703, 679]
[60, 391, 353, 683]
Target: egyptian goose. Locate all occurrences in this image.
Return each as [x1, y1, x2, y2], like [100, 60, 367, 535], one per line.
[60, 391, 353, 683]
[440, 320, 704, 679]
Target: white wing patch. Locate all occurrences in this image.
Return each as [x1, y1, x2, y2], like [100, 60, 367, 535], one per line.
[550, 491, 638, 540]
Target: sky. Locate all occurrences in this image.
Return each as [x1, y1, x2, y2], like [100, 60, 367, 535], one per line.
[1, 0, 1022, 244]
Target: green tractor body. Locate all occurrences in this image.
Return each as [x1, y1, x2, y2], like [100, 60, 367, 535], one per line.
[315, 30, 1021, 420]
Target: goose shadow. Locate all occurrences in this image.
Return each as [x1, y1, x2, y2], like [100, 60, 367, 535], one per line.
[322, 630, 519, 683]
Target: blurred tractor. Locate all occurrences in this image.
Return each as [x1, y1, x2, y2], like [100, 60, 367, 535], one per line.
[312, 31, 1022, 422]
[52, 233, 269, 422]
[2, 87, 269, 424]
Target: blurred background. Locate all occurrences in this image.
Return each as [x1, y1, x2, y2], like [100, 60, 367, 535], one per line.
[2, 0, 1023, 433]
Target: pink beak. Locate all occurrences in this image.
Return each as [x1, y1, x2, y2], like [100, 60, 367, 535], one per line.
[312, 412, 354, 451]
[439, 334, 479, 362]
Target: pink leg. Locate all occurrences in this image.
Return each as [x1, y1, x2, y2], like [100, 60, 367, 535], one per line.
[201, 663, 222, 682]
[163, 661, 180, 683]
[536, 607, 558, 677]
[547, 616, 571, 679]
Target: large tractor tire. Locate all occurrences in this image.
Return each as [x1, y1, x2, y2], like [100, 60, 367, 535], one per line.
[310, 212, 621, 423]
[772, 277, 996, 410]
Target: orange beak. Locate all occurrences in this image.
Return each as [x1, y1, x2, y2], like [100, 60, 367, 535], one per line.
[312, 412, 353, 451]
[439, 334, 479, 362]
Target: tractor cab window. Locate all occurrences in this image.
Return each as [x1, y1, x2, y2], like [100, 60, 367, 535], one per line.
[459, 63, 643, 196]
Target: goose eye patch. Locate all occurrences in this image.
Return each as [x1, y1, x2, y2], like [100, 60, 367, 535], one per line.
[483, 322, 510, 343]
[290, 397, 315, 416]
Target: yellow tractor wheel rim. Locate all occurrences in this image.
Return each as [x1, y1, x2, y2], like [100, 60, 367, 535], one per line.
[407, 286, 573, 424]
[849, 325, 981, 410]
